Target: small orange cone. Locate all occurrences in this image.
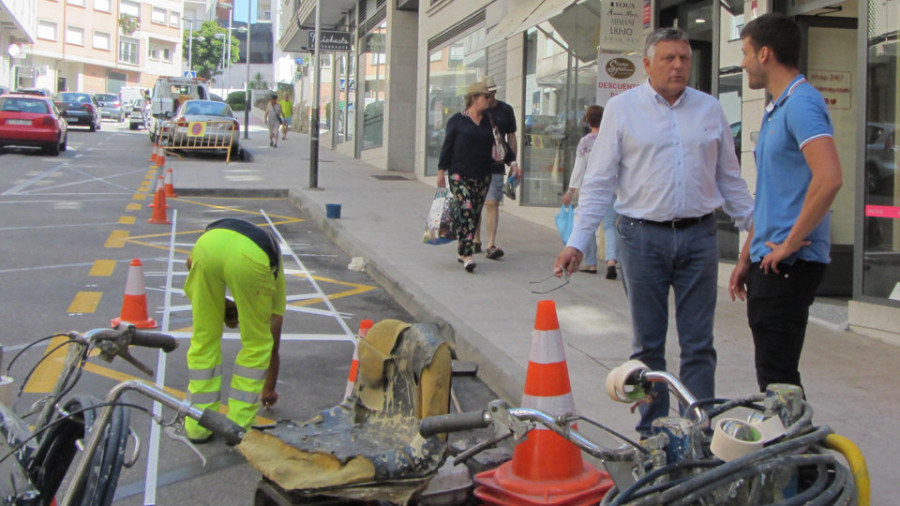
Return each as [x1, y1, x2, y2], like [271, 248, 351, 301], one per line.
[164, 166, 178, 197]
[473, 300, 613, 505]
[147, 174, 167, 208]
[111, 258, 157, 329]
[148, 188, 171, 224]
[344, 319, 374, 399]
[149, 142, 158, 163]
[152, 150, 165, 170]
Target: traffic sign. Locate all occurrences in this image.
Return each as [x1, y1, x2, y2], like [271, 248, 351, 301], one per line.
[184, 70, 197, 78]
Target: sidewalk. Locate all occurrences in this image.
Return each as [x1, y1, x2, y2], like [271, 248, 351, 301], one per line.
[174, 115, 898, 503]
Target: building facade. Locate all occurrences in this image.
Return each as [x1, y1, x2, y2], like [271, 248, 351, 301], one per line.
[1, 0, 37, 90]
[279, 0, 900, 341]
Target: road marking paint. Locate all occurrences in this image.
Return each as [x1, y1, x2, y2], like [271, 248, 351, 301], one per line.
[118, 215, 136, 224]
[132, 192, 147, 200]
[68, 291, 101, 313]
[105, 229, 129, 247]
[126, 203, 141, 211]
[23, 335, 70, 393]
[89, 259, 116, 276]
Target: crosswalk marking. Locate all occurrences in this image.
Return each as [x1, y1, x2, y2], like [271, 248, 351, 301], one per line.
[126, 203, 142, 211]
[118, 215, 136, 224]
[105, 229, 129, 247]
[68, 291, 102, 313]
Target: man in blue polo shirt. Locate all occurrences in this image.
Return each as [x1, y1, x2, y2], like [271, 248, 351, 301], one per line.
[729, 14, 843, 392]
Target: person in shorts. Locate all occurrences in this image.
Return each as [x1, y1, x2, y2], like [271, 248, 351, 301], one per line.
[474, 76, 522, 260]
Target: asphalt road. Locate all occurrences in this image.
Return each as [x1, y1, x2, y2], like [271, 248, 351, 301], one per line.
[0, 119, 458, 505]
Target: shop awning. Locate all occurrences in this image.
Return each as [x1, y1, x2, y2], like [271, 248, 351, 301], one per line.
[467, 0, 582, 55]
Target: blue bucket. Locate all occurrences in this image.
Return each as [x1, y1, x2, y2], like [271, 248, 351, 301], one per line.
[325, 203, 342, 219]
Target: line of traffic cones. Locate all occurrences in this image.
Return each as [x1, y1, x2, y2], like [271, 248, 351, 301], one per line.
[111, 258, 157, 329]
[344, 319, 374, 399]
[473, 300, 613, 505]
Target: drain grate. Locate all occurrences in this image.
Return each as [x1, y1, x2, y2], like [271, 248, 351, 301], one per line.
[371, 174, 412, 181]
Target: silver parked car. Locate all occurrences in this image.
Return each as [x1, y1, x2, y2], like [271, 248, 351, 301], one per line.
[94, 93, 125, 122]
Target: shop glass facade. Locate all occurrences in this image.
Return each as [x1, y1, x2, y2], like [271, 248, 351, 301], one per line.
[425, 27, 487, 176]
[361, 21, 387, 150]
[521, 0, 604, 206]
[863, 7, 900, 302]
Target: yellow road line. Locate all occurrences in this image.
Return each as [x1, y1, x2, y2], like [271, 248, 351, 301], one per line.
[132, 193, 147, 201]
[23, 335, 70, 393]
[118, 216, 136, 224]
[126, 203, 142, 211]
[89, 259, 116, 276]
[105, 230, 129, 248]
[68, 291, 102, 313]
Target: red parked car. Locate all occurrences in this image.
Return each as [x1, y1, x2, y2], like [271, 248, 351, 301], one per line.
[0, 94, 68, 155]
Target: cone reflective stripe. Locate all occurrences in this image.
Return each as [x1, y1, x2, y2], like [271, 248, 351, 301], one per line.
[148, 188, 171, 224]
[344, 319, 374, 399]
[147, 174, 167, 208]
[111, 258, 157, 329]
[164, 167, 178, 197]
[149, 142, 158, 163]
[473, 300, 612, 505]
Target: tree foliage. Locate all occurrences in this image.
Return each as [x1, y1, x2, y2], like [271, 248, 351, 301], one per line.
[183, 20, 241, 81]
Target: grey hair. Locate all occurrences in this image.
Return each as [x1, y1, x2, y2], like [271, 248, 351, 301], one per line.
[644, 27, 691, 58]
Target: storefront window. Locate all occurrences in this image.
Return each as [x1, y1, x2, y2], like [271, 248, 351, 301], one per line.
[521, 0, 602, 207]
[863, 12, 900, 301]
[338, 54, 355, 145]
[361, 22, 386, 150]
[425, 28, 487, 176]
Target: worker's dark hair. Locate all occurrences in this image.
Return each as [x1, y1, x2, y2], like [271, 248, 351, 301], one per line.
[740, 13, 802, 70]
[583, 105, 604, 128]
[270, 93, 278, 99]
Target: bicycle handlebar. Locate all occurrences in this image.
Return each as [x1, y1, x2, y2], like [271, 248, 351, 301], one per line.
[419, 410, 492, 437]
[199, 409, 245, 445]
[130, 330, 178, 353]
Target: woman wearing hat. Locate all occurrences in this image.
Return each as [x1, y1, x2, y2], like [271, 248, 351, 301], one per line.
[437, 81, 495, 273]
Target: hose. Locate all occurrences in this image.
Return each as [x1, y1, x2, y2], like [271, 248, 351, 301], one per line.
[607, 460, 720, 506]
[825, 433, 869, 506]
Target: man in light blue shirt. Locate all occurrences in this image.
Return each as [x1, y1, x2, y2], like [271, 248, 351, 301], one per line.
[555, 27, 754, 436]
[729, 14, 842, 393]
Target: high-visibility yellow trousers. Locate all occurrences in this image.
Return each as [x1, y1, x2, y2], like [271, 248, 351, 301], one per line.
[183, 228, 284, 439]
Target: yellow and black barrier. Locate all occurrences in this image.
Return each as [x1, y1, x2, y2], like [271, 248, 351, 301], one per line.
[159, 119, 239, 163]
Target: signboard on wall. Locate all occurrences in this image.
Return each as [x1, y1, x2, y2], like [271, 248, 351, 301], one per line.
[600, 0, 644, 52]
[807, 70, 852, 110]
[596, 53, 645, 106]
[304, 30, 352, 52]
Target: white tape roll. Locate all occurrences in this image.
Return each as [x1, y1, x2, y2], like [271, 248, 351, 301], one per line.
[606, 360, 649, 403]
[751, 415, 786, 442]
[0, 376, 15, 407]
[710, 418, 764, 462]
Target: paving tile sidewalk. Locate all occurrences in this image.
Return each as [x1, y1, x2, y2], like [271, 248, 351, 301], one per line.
[172, 120, 898, 504]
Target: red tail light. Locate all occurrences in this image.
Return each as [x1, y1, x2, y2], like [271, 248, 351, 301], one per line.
[42, 117, 56, 127]
[230, 120, 239, 131]
[84, 104, 94, 113]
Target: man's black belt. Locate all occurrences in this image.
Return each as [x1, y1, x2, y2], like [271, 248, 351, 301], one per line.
[632, 212, 714, 229]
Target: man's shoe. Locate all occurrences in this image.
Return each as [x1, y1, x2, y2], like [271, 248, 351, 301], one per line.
[606, 265, 617, 280]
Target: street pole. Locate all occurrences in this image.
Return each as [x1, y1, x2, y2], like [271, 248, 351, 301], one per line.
[187, 20, 193, 73]
[309, 0, 321, 189]
[243, 0, 251, 139]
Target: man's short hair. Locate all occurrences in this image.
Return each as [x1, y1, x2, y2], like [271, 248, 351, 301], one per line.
[644, 27, 691, 58]
[740, 13, 801, 69]
[583, 105, 604, 128]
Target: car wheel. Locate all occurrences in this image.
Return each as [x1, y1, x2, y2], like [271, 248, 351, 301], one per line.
[119, 114, 124, 122]
[230, 145, 242, 161]
[130, 123, 138, 130]
[45, 140, 60, 156]
[60, 132, 67, 152]
[89, 121, 96, 132]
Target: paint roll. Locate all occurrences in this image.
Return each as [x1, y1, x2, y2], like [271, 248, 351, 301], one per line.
[0, 376, 15, 407]
[710, 418, 764, 462]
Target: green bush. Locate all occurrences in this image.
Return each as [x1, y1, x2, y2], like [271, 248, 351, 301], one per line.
[227, 91, 247, 111]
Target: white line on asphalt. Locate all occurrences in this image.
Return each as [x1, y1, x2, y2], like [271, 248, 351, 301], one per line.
[0, 221, 122, 232]
[2, 164, 68, 195]
[0, 262, 95, 274]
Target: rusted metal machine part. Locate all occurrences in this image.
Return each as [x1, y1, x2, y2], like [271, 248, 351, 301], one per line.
[240, 321, 452, 505]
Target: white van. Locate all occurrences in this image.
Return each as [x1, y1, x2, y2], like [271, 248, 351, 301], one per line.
[148, 76, 210, 142]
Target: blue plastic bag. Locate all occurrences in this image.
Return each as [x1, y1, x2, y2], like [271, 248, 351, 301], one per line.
[555, 204, 574, 244]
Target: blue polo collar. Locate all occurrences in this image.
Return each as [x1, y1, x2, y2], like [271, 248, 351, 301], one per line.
[766, 74, 806, 113]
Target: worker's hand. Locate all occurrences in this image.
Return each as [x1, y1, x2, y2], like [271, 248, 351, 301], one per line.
[561, 191, 574, 207]
[261, 388, 279, 408]
[224, 298, 239, 328]
[728, 260, 750, 302]
[436, 169, 446, 189]
[554, 246, 583, 277]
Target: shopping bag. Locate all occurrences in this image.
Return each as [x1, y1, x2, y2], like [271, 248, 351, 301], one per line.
[423, 188, 457, 245]
[503, 173, 518, 200]
[555, 204, 574, 244]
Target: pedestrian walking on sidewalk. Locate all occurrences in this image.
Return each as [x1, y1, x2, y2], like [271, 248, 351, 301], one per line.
[264, 94, 282, 148]
[437, 80, 495, 273]
[474, 76, 522, 260]
[554, 27, 754, 437]
[729, 14, 843, 393]
[561, 105, 619, 279]
[183, 218, 286, 443]
[279, 95, 293, 140]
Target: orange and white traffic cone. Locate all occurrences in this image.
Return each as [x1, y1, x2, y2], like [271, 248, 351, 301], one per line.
[111, 258, 157, 329]
[164, 166, 178, 197]
[344, 319, 374, 400]
[147, 188, 170, 224]
[473, 300, 613, 505]
[147, 174, 167, 208]
[149, 142, 158, 164]
[152, 150, 165, 170]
